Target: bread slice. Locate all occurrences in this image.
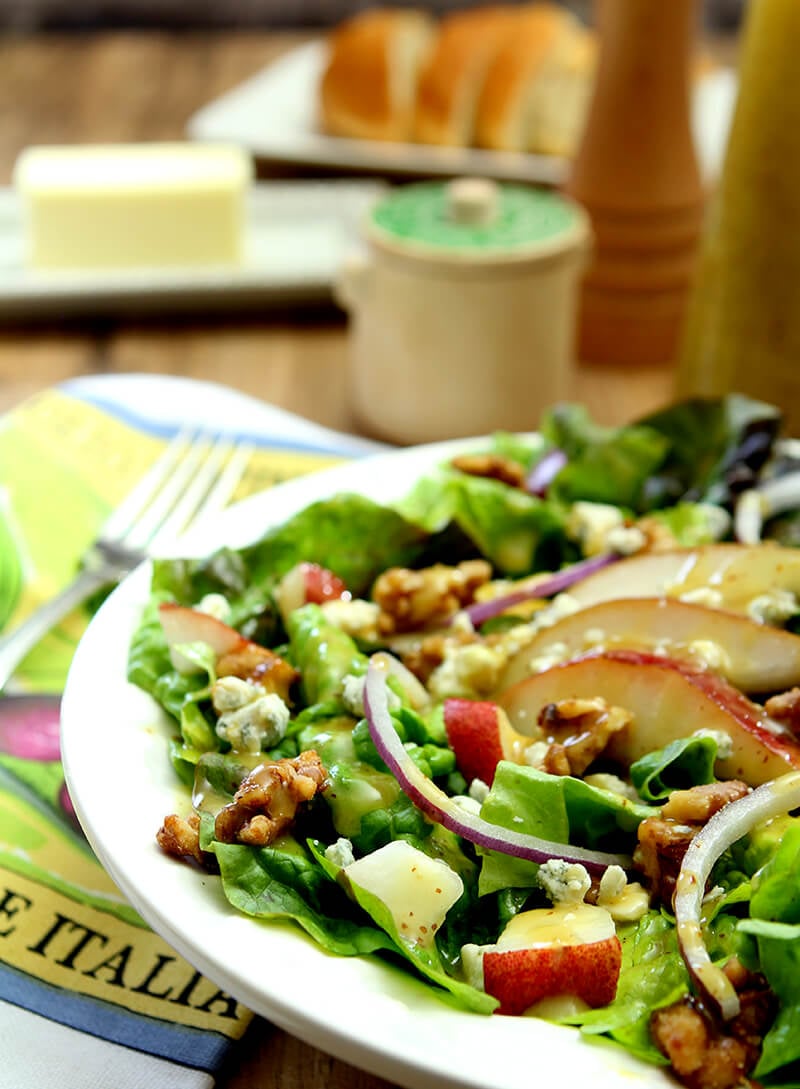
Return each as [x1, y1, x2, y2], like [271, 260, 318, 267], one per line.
[474, 4, 595, 155]
[319, 8, 435, 143]
[412, 4, 521, 147]
[528, 24, 598, 156]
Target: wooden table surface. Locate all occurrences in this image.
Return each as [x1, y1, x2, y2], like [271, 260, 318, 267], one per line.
[0, 26, 736, 1089]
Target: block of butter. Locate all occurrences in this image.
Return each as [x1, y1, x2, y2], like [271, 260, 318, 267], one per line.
[14, 143, 253, 271]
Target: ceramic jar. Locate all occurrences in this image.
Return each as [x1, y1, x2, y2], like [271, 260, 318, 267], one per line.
[336, 177, 591, 445]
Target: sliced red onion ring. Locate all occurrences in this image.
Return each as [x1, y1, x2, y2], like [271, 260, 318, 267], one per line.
[363, 661, 630, 875]
[526, 448, 568, 497]
[734, 471, 800, 544]
[462, 551, 621, 628]
[674, 770, 800, 1021]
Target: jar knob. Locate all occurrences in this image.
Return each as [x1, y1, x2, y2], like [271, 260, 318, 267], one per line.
[446, 177, 499, 227]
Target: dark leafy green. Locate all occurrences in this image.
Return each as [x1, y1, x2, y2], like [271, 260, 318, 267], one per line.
[637, 393, 781, 507]
[540, 403, 671, 511]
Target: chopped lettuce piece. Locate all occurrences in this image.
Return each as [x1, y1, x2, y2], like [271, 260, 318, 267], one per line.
[211, 836, 395, 957]
[397, 468, 568, 575]
[477, 763, 652, 895]
[540, 403, 670, 511]
[630, 735, 719, 803]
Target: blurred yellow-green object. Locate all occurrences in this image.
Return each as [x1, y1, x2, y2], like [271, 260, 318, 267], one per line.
[0, 491, 23, 632]
[676, 0, 800, 434]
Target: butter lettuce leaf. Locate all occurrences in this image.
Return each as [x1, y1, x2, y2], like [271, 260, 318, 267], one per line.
[477, 763, 653, 895]
[311, 841, 496, 1014]
[211, 837, 394, 957]
[742, 822, 800, 1079]
[630, 734, 719, 803]
[397, 469, 568, 575]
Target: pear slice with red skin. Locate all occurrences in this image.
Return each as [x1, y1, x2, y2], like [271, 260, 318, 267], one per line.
[568, 543, 800, 615]
[277, 562, 348, 617]
[482, 903, 622, 1016]
[443, 699, 529, 786]
[498, 649, 800, 787]
[501, 597, 800, 694]
[159, 602, 243, 658]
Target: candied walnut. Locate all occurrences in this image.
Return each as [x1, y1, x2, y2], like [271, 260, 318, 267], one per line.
[637, 781, 751, 906]
[634, 817, 697, 906]
[636, 515, 682, 553]
[764, 686, 800, 737]
[398, 627, 479, 685]
[540, 741, 571, 777]
[156, 812, 210, 868]
[661, 781, 750, 823]
[373, 560, 492, 634]
[214, 750, 328, 847]
[650, 966, 776, 1089]
[449, 452, 526, 489]
[216, 642, 298, 701]
[536, 697, 632, 776]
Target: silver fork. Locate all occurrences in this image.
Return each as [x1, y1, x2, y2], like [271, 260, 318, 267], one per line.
[0, 428, 253, 692]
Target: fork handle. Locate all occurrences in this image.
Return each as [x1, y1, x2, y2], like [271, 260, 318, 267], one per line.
[0, 568, 113, 692]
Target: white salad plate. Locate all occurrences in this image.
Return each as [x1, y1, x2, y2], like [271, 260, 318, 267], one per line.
[187, 39, 738, 187]
[0, 180, 383, 320]
[61, 438, 671, 1089]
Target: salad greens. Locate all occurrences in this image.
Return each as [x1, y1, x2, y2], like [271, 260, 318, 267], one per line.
[129, 395, 800, 1089]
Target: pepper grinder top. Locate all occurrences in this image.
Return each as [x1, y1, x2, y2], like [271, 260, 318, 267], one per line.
[565, 0, 706, 366]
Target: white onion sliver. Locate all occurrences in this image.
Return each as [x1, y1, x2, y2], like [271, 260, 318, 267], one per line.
[734, 471, 800, 544]
[363, 661, 630, 875]
[463, 552, 621, 628]
[674, 770, 800, 1021]
[733, 490, 766, 545]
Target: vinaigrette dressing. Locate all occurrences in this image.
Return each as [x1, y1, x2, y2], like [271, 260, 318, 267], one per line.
[676, 0, 800, 431]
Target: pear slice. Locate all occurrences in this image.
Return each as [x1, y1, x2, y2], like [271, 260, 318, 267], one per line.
[500, 597, 800, 694]
[480, 903, 622, 1015]
[568, 543, 800, 615]
[498, 650, 800, 786]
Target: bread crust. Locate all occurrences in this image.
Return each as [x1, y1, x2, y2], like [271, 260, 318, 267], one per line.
[474, 4, 583, 151]
[319, 8, 434, 142]
[412, 4, 520, 147]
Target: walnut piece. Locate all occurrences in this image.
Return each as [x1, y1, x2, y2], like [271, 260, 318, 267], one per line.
[216, 642, 298, 702]
[650, 961, 775, 1089]
[156, 812, 208, 867]
[373, 560, 492, 634]
[214, 750, 328, 846]
[635, 781, 749, 906]
[449, 453, 526, 489]
[660, 781, 750, 823]
[536, 696, 632, 776]
[764, 686, 800, 738]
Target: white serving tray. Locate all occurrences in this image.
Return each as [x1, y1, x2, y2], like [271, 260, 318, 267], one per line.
[0, 179, 385, 320]
[187, 39, 738, 187]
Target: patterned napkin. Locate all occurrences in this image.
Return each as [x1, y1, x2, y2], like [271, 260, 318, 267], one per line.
[0, 374, 385, 1089]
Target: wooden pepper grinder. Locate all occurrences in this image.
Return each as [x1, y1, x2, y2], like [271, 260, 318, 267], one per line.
[565, 0, 706, 366]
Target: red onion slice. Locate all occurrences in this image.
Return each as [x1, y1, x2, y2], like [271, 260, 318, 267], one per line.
[526, 448, 568, 497]
[463, 552, 621, 628]
[363, 661, 630, 876]
[674, 770, 800, 1020]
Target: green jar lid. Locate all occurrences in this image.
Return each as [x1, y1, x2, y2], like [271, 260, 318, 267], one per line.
[369, 177, 581, 259]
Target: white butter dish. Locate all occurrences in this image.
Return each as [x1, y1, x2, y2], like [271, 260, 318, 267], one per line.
[0, 180, 385, 320]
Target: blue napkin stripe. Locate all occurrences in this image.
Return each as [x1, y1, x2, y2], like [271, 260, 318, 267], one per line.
[71, 389, 368, 459]
[0, 960, 234, 1072]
